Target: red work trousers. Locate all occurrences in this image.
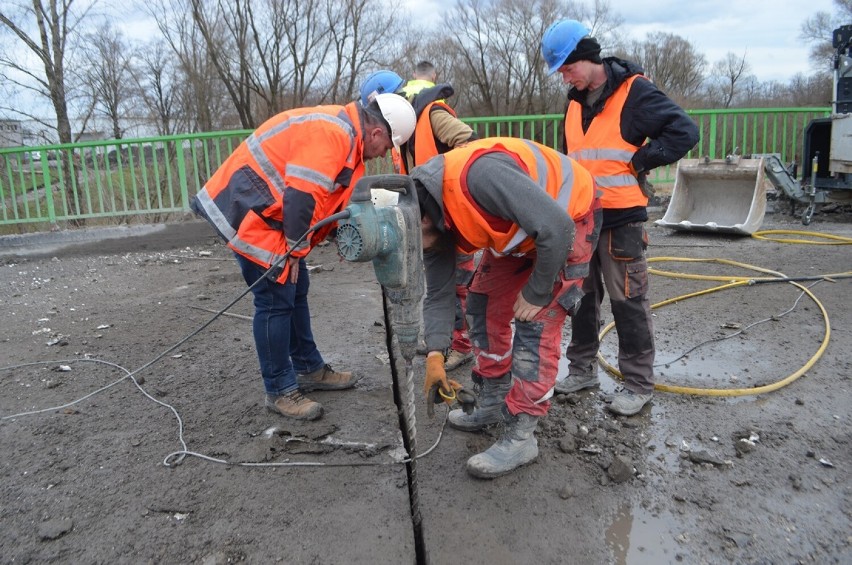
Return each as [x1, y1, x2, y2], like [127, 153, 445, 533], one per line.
[451, 253, 475, 353]
[466, 208, 597, 416]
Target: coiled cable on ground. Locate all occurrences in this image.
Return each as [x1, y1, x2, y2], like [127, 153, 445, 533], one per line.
[596, 254, 849, 397]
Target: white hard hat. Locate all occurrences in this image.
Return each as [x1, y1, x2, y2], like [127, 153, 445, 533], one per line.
[373, 93, 416, 150]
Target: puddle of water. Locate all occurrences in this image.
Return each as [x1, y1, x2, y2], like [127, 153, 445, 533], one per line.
[557, 313, 806, 396]
[605, 502, 684, 564]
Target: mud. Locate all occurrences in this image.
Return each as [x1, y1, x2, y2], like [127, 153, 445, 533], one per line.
[1, 207, 850, 564]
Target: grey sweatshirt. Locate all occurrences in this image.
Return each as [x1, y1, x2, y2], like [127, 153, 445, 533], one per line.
[412, 152, 575, 352]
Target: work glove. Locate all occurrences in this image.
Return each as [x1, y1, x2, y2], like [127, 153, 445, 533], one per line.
[424, 353, 463, 418]
[629, 162, 655, 199]
[637, 172, 655, 198]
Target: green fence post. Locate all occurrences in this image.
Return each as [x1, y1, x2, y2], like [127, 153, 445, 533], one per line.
[176, 139, 190, 212]
[39, 150, 56, 224]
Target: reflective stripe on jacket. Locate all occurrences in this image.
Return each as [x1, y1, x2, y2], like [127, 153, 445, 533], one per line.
[440, 137, 595, 256]
[565, 75, 646, 209]
[191, 102, 365, 282]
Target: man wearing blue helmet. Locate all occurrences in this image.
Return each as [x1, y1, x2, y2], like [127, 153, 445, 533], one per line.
[541, 20, 699, 416]
[359, 70, 406, 106]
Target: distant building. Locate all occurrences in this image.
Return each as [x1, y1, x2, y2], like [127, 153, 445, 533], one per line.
[76, 131, 107, 143]
[0, 120, 24, 147]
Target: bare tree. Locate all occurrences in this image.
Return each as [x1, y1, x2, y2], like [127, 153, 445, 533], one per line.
[624, 32, 706, 105]
[246, 0, 288, 116]
[801, 0, 852, 70]
[441, 0, 626, 118]
[0, 0, 101, 227]
[132, 40, 181, 136]
[325, 0, 412, 105]
[0, 0, 96, 144]
[80, 23, 134, 139]
[146, 0, 233, 132]
[189, 0, 257, 128]
[703, 52, 752, 108]
[786, 72, 834, 107]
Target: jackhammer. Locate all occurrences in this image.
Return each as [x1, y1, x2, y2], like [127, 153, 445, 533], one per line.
[335, 174, 427, 558]
[336, 174, 424, 361]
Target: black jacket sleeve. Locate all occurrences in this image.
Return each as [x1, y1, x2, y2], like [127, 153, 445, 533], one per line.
[621, 77, 700, 174]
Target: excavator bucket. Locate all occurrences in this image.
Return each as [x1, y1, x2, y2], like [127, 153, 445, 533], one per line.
[655, 156, 768, 235]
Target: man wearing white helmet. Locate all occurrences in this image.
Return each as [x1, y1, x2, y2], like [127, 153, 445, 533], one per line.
[191, 93, 416, 421]
[541, 20, 698, 415]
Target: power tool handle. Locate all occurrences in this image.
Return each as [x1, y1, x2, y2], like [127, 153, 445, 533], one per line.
[350, 174, 413, 202]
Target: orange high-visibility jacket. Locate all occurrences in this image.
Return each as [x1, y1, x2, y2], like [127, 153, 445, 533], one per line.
[191, 103, 366, 282]
[564, 75, 647, 209]
[440, 137, 595, 256]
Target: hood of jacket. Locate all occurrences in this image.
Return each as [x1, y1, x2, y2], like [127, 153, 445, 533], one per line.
[410, 83, 455, 117]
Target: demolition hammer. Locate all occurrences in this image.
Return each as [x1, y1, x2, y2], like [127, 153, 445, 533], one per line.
[335, 174, 424, 362]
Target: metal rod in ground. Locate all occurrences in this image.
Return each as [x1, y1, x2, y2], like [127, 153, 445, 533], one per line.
[403, 359, 427, 564]
[383, 292, 427, 563]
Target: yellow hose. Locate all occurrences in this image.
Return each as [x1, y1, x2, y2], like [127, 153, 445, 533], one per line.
[752, 229, 852, 245]
[597, 257, 837, 397]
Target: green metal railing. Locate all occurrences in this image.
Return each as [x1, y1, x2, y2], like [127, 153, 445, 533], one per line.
[0, 107, 831, 231]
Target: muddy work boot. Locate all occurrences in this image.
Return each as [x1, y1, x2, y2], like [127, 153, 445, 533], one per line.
[608, 388, 652, 416]
[448, 373, 512, 432]
[444, 348, 474, 371]
[466, 407, 539, 479]
[265, 391, 323, 421]
[554, 372, 600, 394]
[555, 362, 599, 394]
[297, 364, 357, 392]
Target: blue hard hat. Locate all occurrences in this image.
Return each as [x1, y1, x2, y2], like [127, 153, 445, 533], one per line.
[360, 70, 405, 106]
[541, 19, 591, 75]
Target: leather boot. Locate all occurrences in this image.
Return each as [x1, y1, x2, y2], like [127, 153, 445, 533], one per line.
[466, 406, 539, 479]
[447, 373, 512, 432]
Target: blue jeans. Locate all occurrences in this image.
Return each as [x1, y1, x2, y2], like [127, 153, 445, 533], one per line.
[235, 253, 324, 396]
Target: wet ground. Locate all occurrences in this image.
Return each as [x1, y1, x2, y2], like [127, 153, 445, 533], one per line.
[0, 206, 850, 564]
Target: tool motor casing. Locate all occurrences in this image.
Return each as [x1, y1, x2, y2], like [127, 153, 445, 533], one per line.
[337, 175, 424, 358]
[336, 202, 409, 290]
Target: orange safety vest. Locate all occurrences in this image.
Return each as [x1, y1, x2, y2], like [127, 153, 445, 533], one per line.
[192, 102, 366, 282]
[396, 100, 456, 175]
[412, 101, 456, 167]
[440, 137, 595, 256]
[564, 75, 647, 209]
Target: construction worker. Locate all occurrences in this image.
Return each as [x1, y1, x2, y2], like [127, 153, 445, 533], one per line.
[398, 63, 480, 372]
[541, 20, 699, 415]
[401, 60, 438, 99]
[413, 137, 601, 478]
[359, 70, 406, 106]
[191, 94, 417, 421]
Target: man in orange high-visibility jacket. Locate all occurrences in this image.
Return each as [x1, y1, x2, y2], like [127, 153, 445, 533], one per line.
[412, 137, 601, 479]
[541, 20, 699, 416]
[191, 94, 416, 421]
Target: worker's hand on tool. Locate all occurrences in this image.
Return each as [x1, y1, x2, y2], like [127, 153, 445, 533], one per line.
[287, 256, 300, 284]
[424, 352, 449, 396]
[424, 352, 463, 417]
[513, 293, 542, 322]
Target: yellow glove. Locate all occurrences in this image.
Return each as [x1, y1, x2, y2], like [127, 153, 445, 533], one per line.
[424, 352, 448, 396]
[424, 353, 463, 417]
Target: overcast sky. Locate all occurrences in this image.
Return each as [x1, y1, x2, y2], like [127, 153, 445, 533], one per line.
[396, 0, 839, 83]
